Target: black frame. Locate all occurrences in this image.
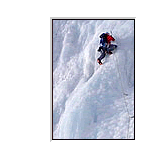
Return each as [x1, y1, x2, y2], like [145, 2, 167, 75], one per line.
[51, 18, 135, 140]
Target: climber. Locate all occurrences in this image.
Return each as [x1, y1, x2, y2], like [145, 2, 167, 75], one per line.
[97, 32, 117, 65]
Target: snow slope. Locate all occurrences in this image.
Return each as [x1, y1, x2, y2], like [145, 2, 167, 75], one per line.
[53, 20, 134, 139]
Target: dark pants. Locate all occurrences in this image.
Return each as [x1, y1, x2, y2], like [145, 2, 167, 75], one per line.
[98, 50, 106, 61]
[98, 46, 106, 61]
[107, 44, 117, 52]
[98, 44, 117, 61]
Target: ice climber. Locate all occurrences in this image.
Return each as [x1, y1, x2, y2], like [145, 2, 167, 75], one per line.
[97, 32, 116, 65]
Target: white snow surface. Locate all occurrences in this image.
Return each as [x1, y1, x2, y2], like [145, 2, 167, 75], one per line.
[53, 20, 134, 139]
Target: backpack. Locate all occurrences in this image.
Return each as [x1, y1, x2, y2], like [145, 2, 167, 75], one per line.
[99, 33, 106, 39]
[99, 33, 107, 45]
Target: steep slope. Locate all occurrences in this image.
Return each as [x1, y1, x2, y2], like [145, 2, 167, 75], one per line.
[53, 20, 134, 139]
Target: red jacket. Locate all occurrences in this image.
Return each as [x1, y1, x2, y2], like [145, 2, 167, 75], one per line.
[106, 35, 115, 43]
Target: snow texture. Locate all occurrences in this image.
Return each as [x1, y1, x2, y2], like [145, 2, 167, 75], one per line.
[53, 20, 134, 139]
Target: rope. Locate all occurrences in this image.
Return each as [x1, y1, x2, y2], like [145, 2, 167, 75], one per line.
[114, 54, 131, 139]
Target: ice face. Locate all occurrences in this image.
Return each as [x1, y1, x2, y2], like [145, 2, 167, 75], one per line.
[53, 20, 134, 139]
